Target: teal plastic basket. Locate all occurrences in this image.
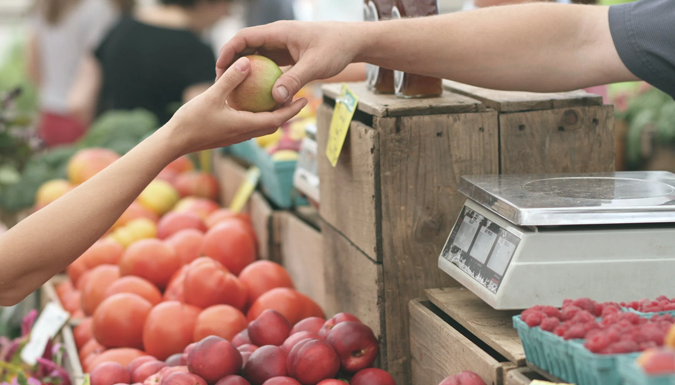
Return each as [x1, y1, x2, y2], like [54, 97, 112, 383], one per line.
[570, 341, 641, 385]
[618, 354, 675, 385]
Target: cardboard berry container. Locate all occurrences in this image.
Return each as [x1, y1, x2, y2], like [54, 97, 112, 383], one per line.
[618, 354, 675, 385]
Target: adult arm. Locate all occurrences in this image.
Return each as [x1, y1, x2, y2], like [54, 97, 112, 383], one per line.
[68, 55, 102, 124]
[0, 57, 307, 306]
[217, 3, 637, 104]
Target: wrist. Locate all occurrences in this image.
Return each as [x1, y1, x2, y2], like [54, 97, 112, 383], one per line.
[148, 122, 184, 164]
[352, 21, 378, 64]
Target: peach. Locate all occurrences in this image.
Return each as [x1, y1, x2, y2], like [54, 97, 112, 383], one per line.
[173, 172, 219, 201]
[281, 331, 321, 356]
[286, 339, 339, 384]
[319, 313, 361, 339]
[105, 276, 162, 306]
[35, 179, 72, 207]
[174, 197, 220, 220]
[227, 55, 282, 113]
[132, 361, 167, 383]
[215, 376, 251, 385]
[187, 336, 242, 384]
[290, 317, 325, 336]
[166, 354, 182, 367]
[113, 203, 159, 230]
[262, 379, 300, 385]
[160, 372, 207, 385]
[119, 239, 181, 289]
[638, 349, 675, 375]
[249, 310, 291, 347]
[67, 148, 120, 185]
[81, 239, 125, 269]
[326, 322, 378, 373]
[93, 294, 152, 349]
[243, 346, 288, 385]
[194, 305, 248, 342]
[316, 381, 347, 385]
[157, 212, 207, 240]
[239, 261, 294, 304]
[90, 362, 130, 385]
[128, 356, 158, 374]
[81, 265, 120, 316]
[237, 344, 258, 354]
[138, 180, 180, 215]
[165, 229, 204, 265]
[233, 329, 252, 347]
[350, 368, 396, 385]
[201, 221, 256, 276]
[205, 209, 252, 230]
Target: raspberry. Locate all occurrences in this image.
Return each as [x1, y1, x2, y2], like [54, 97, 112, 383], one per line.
[553, 325, 568, 337]
[657, 295, 669, 302]
[540, 317, 560, 332]
[540, 306, 562, 320]
[586, 328, 603, 340]
[601, 313, 619, 327]
[573, 298, 597, 315]
[606, 327, 622, 343]
[664, 303, 675, 311]
[571, 310, 595, 324]
[643, 305, 662, 313]
[583, 321, 600, 336]
[524, 311, 546, 327]
[563, 325, 586, 340]
[639, 341, 658, 351]
[585, 334, 611, 353]
[602, 306, 620, 318]
[619, 312, 642, 325]
[605, 340, 639, 354]
[562, 299, 574, 307]
[561, 306, 582, 321]
[640, 324, 665, 345]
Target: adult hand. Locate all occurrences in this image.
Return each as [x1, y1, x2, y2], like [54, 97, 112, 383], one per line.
[170, 56, 308, 156]
[216, 21, 363, 104]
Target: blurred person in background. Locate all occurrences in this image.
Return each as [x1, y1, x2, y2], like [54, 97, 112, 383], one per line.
[245, 0, 295, 27]
[69, 0, 232, 126]
[26, 0, 120, 147]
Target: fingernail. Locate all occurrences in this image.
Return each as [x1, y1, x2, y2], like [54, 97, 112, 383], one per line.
[235, 57, 250, 72]
[277, 86, 289, 101]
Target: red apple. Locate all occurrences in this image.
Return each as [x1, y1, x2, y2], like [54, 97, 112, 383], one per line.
[261, 378, 301, 385]
[241, 352, 252, 371]
[160, 372, 207, 385]
[281, 331, 321, 356]
[248, 310, 291, 347]
[319, 313, 361, 339]
[316, 381, 348, 385]
[290, 317, 325, 335]
[351, 368, 396, 385]
[286, 339, 339, 384]
[187, 336, 242, 384]
[233, 329, 252, 347]
[326, 322, 378, 373]
[238, 344, 259, 354]
[243, 346, 288, 385]
[132, 361, 167, 383]
[215, 376, 251, 385]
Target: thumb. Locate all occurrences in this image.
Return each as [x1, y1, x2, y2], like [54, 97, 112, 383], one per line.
[272, 58, 320, 104]
[213, 57, 251, 96]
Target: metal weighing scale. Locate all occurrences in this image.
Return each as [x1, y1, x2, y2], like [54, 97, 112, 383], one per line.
[438, 171, 675, 310]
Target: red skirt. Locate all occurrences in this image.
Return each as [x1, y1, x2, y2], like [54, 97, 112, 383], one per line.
[39, 111, 87, 147]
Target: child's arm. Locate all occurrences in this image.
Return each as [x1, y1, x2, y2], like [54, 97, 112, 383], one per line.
[0, 57, 306, 306]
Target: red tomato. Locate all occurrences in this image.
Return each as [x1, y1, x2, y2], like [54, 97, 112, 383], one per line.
[238, 261, 294, 304]
[247, 288, 324, 325]
[105, 276, 162, 306]
[81, 265, 120, 316]
[183, 257, 247, 310]
[73, 318, 94, 350]
[93, 293, 153, 349]
[81, 239, 124, 269]
[119, 239, 181, 289]
[67, 256, 88, 284]
[143, 301, 200, 360]
[164, 229, 204, 266]
[193, 305, 247, 342]
[80, 338, 105, 363]
[163, 266, 188, 302]
[87, 348, 146, 372]
[201, 221, 256, 276]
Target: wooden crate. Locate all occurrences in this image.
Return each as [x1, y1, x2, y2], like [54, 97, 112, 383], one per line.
[213, 153, 282, 261]
[409, 299, 516, 385]
[505, 368, 547, 385]
[277, 210, 326, 309]
[317, 81, 616, 384]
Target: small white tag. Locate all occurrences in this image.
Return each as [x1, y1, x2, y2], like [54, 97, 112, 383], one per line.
[20, 303, 69, 365]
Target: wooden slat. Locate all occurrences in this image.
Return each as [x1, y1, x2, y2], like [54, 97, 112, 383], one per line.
[378, 110, 499, 384]
[505, 368, 546, 385]
[426, 287, 525, 366]
[249, 191, 274, 261]
[317, 104, 380, 260]
[499, 106, 615, 174]
[443, 80, 603, 112]
[410, 299, 514, 385]
[279, 212, 326, 309]
[322, 223, 384, 350]
[322, 82, 484, 118]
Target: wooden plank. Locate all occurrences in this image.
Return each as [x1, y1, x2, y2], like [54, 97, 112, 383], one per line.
[378, 111, 499, 385]
[527, 363, 565, 383]
[426, 287, 526, 366]
[62, 324, 85, 382]
[410, 299, 514, 385]
[279, 212, 326, 309]
[322, 82, 484, 118]
[249, 191, 275, 261]
[317, 104, 380, 260]
[443, 80, 603, 112]
[322, 222, 384, 350]
[499, 105, 615, 174]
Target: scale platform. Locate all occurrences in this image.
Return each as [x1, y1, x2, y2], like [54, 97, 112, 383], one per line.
[438, 171, 675, 310]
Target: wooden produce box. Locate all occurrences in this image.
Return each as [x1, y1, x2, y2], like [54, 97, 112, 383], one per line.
[213, 153, 283, 261]
[276, 210, 326, 310]
[317, 82, 616, 385]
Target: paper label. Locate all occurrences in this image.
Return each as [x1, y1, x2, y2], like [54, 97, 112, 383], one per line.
[326, 84, 359, 167]
[229, 166, 261, 214]
[20, 303, 69, 365]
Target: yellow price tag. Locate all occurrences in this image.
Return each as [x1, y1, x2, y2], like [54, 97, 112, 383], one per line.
[229, 166, 261, 214]
[82, 374, 91, 385]
[326, 84, 359, 167]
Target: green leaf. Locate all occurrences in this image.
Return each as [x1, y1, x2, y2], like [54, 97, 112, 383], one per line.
[16, 371, 28, 385]
[0, 165, 20, 185]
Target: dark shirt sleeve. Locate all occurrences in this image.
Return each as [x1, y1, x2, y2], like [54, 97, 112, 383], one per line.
[609, 0, 675, 99]
[184, 43, 217, 89]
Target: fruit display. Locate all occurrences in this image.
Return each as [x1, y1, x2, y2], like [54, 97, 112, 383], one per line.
[42, 148, 401, 385]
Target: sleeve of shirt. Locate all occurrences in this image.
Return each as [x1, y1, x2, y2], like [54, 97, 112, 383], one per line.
[184, 43, 217, 88]
[82, 0, 120, 51]
[608, 0, 675, 99]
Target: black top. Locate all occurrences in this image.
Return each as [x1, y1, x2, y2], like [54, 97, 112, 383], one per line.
[609, 0, 675, 99]
[95, 17, 216, 124]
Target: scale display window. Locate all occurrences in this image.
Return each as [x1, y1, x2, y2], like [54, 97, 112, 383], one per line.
[441, 206, 520, 294]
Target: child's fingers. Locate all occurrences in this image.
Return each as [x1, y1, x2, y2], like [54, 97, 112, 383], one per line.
[212, 57, 251, 96]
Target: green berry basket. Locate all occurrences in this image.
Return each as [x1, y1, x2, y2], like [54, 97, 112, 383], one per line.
[618, 354, 675, 385]
[569, 341, 641, 385]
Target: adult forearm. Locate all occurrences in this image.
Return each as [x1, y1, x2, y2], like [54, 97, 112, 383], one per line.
[355, 3, 634, 92]
[0, 127, 179, 305]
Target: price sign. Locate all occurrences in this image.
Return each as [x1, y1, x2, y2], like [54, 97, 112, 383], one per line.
[229, 166, 261, 214]
[326, 84, 359, 167]
[21, 303, 69, 365]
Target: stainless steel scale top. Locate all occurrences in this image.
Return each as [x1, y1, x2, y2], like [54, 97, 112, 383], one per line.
[459, 171, 675, 226]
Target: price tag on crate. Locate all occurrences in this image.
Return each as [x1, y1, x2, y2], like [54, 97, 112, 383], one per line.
[326, 84, 359, 167]
[21, 303, 69, 365]
[229, 166, 261, 214]
[293, 136, 320, 203]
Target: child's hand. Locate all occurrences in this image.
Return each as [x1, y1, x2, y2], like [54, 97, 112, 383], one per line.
[165, 56, 308, 156]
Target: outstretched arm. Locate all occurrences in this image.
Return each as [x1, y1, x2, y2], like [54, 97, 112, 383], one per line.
[0, 57, 307, 306]
[217, 3, 636, 104]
